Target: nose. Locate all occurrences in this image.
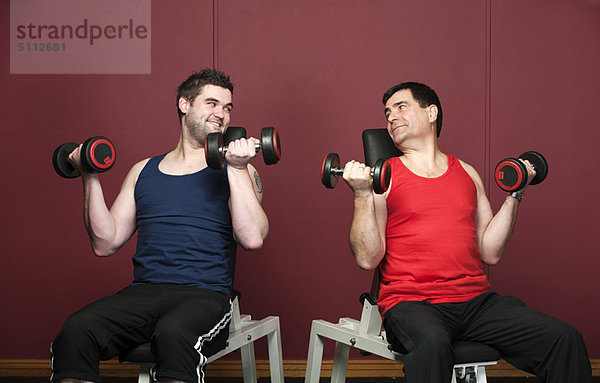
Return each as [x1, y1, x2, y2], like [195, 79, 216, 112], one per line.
[213, 106, 224, 119]
[387, 111, 397, 124]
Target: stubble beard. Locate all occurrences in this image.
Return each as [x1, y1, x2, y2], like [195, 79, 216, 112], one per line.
[185, 112, 210, 146]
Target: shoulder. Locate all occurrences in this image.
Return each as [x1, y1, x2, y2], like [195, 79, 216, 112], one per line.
[131, 158, 152, 177]
[387, 156, 402, 166]
[385, 156, 403, 177]
[456, 157, 476, 175]
[123, 158, 152, 188]
[456, 157, 485, 191]
[133, 157, 152, 171]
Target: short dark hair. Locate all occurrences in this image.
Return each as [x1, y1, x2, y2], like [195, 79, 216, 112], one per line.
[382, 82, 443, 137]
[176, 68, 234, 119]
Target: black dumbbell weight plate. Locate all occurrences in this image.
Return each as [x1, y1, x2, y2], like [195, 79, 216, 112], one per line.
[372, 158, 392, 194]
[494, 158, 528, 192]
[82, 136, 116, 173]
[223, 126, 247, 145]
[52, 142, 80, 178]
[321, 153, 341, 189]
[261, 127, 281, 165]
[519, 151, 548, 186]
[205, 132, 225, 170]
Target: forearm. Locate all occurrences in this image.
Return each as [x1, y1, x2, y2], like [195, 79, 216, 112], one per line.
[350, 193, 385, 270]
[228, 166, 268, 251]
[479, 194, 520, 264]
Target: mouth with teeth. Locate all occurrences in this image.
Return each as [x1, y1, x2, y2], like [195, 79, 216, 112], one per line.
[207, 119, 223, 131]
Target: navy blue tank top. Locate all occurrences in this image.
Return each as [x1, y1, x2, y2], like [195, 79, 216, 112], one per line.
[132, 154, 234, 292]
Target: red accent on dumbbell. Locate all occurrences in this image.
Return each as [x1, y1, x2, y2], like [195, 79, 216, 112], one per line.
[379, 160, 391, 193]
[494, 159, 525, 192]
[271, 129, 281, 161]
[320, 155, 328, 181]
[89, 138, 115, 170]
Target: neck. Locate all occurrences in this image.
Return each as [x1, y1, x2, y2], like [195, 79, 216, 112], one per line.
[398, 134, 442, 162]
[159, 133, 208, 175]
[174, 134, 205, 158]
[398, 141, 448, 178]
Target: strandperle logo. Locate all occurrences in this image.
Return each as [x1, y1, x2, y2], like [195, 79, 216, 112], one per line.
[10, 0, 151, 74]
[15, 18, 149, 46]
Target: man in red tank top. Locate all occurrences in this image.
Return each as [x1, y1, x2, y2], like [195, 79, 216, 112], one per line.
[342, 82, 591, 383]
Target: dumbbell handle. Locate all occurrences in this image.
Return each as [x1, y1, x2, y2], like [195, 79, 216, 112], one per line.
[218, 142, 262, 156]
[330, 167, 376, 178]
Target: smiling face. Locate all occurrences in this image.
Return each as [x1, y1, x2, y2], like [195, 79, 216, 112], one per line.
[384, 88, 438, 147]
[180, 84, 233, 145]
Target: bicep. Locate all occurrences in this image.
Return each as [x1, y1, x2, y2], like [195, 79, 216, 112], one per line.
[475, 189, 493, 243]
[460, 161, 493, 243]
[109, 161, 145, 245]
[374, 179, 390, 249]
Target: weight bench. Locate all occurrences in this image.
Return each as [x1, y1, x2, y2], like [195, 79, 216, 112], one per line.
[304, 129, 500, 383]
[305, 293, 500, 383]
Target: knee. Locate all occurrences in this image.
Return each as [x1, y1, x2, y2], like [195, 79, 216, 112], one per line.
[152, 318, 192, 348]
[555, 321, 585, 345]
[534, 317, 587, 355]
[415, 327, 453, 355]
[403, 328, 454, 379]
[54, 311, 98, 347]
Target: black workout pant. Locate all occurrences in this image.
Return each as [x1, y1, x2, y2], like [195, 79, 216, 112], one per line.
[383, 291, 592, 383]
[50, 284, 232, 383]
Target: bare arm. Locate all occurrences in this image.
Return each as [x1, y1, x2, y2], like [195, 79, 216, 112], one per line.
[226, 138, 269, 251]
[70, 145, 143, 256]
[344, 161, 388, 270]
[460, 159, 535, 265]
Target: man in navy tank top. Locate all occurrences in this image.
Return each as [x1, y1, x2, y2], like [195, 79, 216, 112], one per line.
[342, 82, 591, 382]
[50, 69, 269, 383]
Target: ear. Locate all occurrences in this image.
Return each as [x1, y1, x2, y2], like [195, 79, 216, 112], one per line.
[178, 97, 190, 115]
[427, 104, 438, 123]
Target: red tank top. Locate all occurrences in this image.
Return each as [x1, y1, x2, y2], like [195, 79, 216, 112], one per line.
[378, 154, 491, 314]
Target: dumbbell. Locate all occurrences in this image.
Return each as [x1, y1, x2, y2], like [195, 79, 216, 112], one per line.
[204, 127, 281, 170]
[52, 136, 116, 178]
[321, 153, 391, 194]
[494, 151, 548, 192]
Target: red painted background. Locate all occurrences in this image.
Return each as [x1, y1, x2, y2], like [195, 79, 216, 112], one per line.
[1, 0, 599, 361]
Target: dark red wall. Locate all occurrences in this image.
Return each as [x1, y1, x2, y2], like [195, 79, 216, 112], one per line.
[1, 0, 599, 361]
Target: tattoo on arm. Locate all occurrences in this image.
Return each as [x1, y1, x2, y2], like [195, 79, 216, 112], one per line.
[253, 171, 263, 194]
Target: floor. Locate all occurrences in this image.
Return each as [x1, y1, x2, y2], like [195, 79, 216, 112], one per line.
[0, 380, 541, 383]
